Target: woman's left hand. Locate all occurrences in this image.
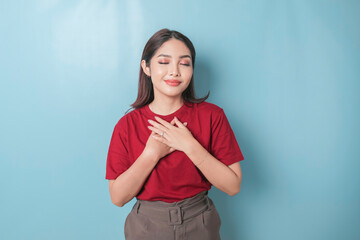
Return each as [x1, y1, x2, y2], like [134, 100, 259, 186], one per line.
[147, 116, 195, 153]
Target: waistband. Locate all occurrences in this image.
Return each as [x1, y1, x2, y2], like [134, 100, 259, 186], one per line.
[133, 191, 212, 225]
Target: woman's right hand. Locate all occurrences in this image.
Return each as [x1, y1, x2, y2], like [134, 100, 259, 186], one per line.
[143, 119, 187, 161]
[144, 131, 175, 160]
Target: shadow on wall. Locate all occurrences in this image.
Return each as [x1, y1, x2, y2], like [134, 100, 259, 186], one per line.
[195, 58, 261, 239]
[193, 59, 212, 100]
[194, 59, 242, 239]
[210, 115, 262, 240]
[210, 189, 241, 239]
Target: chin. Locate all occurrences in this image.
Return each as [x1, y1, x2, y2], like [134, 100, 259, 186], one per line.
[154, 86, 187, 99]
[165, 92, 184, 98]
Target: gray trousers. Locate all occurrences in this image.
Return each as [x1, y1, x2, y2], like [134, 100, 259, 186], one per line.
[124, 191, 221, 240]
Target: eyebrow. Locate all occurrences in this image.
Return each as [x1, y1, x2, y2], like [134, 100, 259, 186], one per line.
[156, 54, 191, 59]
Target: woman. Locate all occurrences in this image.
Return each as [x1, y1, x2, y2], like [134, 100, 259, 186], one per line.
[106, 28, 244, 240]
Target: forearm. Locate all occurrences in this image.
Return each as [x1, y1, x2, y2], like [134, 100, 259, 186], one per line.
[185, 140, 242, 196]
[110, 150, 159, 207]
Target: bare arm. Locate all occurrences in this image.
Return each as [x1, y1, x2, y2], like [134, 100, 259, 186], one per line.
[185, 140, 242, 196]
[108, 120, 177, 207]
[108, 149, 159, 207]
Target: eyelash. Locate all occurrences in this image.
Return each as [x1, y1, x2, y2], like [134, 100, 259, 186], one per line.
[158, 62, 190, 66]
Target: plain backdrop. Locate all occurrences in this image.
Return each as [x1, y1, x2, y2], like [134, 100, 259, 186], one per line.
[1, 0, 359, 239]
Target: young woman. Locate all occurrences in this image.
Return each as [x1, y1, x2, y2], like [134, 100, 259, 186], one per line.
[106, 28, 244, 240]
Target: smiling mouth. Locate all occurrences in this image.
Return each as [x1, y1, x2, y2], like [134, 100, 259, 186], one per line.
[164, 80, 181, 86]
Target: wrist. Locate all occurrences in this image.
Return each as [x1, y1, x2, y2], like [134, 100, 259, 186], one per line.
[184, 139, 205, 158]
[183, 138, 199, 156]
[142, 148, 160, 163]
[187, 142, 208, 166]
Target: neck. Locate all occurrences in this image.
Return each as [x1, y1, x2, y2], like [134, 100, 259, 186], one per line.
[149, 96, 184, 115]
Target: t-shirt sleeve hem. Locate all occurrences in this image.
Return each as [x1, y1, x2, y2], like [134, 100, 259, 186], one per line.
[221, 154, 245, 166]
[105, 174, 119, 180]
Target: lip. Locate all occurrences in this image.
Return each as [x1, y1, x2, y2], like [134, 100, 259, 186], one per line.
[164, 79, 181, 86]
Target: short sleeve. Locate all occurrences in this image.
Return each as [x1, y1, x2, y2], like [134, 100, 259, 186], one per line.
[105, 118, 130, 180]
[210, 109, 244, 165]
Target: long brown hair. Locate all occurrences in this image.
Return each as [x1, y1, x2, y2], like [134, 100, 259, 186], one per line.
[129, 28, 209, 112]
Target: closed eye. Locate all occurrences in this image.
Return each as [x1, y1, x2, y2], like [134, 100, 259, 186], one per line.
[158, 62, 191, 66]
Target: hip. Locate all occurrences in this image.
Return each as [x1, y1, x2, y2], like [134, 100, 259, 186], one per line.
[124, 191, 222, 240]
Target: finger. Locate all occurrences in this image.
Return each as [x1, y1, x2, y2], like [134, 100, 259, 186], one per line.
[152, 131, 161, 137]
[148, 126, 167, 137]
[170, 118, 176, 125]
[151, 133, 165, 141]
[154, 116, 174, 129]
[148, 119, 169, 132]
[169, 147, 175, 154]
[184, 122, 188, 126]
[174, 117, 186, 128]
[152, 134, 171, 146]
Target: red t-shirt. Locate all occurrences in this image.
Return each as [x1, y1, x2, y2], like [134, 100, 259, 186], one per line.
[105, 101, 244, 202]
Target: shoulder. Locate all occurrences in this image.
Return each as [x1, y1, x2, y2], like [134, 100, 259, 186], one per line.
[114, 107, 143, 129]
[194, 101, 224, 115]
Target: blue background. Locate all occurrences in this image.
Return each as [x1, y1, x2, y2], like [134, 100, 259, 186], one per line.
[1, 0, 359, 239]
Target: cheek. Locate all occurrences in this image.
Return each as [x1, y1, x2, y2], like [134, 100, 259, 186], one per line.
[153, 67, 167, 77]
[184, 69, 193, 81]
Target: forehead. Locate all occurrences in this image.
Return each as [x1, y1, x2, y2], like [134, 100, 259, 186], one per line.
[155, 38, 191, 57]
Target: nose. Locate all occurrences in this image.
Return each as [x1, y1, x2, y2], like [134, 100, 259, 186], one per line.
[169, 63, 180, 76]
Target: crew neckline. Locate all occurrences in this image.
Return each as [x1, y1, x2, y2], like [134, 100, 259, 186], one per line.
[143, 101, 192, 120]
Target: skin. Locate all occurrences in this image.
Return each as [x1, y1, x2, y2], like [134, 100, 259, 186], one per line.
[109, 38, 242, 207]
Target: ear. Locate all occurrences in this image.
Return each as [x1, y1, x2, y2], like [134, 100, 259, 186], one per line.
[141, 60, 151, 77]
